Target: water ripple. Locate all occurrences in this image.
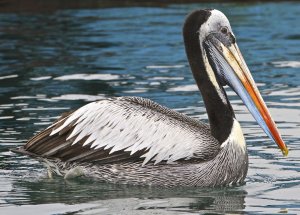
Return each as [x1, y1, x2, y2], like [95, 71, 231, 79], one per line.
[272, 61, 300, 68]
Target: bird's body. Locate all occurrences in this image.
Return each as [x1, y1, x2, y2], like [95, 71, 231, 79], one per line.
[13, 9, 287, 187]
[20, 97, 248, 187]
[45, 135, 247, 187]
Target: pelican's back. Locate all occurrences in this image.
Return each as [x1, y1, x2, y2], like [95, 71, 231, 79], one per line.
[18, 97, 220, 166]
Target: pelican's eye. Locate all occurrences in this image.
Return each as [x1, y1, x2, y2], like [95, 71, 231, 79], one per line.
[220, 27, 228, 34]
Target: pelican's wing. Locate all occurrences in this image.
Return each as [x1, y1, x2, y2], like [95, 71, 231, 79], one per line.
[22, 97, 220, 165]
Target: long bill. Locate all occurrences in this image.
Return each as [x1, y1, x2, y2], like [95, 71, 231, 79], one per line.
[205, 37, 288, 156]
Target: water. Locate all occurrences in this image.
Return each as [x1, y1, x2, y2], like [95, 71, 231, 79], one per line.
[0, 1, 299, 214]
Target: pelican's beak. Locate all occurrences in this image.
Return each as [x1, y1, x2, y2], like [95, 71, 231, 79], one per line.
[204, 35, 288, 156]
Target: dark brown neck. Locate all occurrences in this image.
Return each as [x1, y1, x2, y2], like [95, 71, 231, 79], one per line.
[183, 10, 234, 144]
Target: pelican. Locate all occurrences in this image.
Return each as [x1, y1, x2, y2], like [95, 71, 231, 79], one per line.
[13, 9, 288, 187]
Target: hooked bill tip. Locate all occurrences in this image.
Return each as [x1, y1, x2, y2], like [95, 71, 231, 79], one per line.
[281, 147, 289, 157]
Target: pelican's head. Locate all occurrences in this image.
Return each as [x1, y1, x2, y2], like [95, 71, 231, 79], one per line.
[184, 9, 288, 156]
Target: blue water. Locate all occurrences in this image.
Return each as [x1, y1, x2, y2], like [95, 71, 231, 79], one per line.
[0, 2, 300, 214]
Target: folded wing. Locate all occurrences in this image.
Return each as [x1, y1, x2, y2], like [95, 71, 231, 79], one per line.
[23, 97, 220, 165]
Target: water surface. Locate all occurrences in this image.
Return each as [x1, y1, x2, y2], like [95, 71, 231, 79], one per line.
[0, 2, 300, 214]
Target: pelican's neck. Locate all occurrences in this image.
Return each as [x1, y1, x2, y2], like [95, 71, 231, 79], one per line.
[183, 10, 235, 144]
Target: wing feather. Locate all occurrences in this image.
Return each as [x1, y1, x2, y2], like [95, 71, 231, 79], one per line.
[23, 97, 220, 165]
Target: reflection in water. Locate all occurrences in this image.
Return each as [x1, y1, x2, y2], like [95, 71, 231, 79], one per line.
[0, 1, 300, 214]
[7, 177, 246, 214]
